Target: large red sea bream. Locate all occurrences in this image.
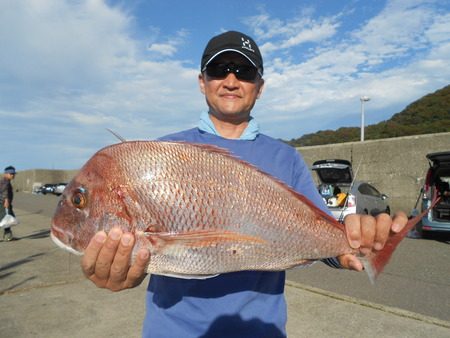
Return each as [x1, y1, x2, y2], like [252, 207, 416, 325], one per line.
[51, 141, 425, 281]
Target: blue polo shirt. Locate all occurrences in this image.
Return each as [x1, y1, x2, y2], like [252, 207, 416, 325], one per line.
[142, 127, 334, 338]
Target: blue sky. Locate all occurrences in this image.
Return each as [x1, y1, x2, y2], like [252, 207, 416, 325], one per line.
[1, 0, 449, 170]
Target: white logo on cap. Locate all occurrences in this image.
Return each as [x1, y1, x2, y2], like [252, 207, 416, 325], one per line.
[241, 37, 255, 52]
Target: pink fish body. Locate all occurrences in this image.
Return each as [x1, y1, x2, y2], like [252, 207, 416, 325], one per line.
[51, 141, 418, 279]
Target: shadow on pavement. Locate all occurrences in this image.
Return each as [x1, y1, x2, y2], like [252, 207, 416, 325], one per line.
[19, 229, 50, 240]
[0, 276, 37, 294]
[15, 209, 44, 216]
[407, 230, 450, 244]
[0, 253, 46, 273]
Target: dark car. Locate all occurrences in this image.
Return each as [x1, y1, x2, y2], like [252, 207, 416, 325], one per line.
[311, 159, 390, 222]
[37, 183, 57, 195]
[413, 151, 450, 235]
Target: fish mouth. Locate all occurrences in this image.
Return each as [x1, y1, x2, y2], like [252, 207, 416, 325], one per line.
[50, 224, 83, 256]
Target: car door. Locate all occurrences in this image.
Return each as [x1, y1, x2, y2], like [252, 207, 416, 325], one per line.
[357, 183, 385, 216]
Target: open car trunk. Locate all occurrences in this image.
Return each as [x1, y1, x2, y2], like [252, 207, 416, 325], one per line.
[425, 151, 450, 223]
[311, 159, 355, 220]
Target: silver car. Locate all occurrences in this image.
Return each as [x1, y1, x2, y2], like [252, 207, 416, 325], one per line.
[311, 159, 390, 222]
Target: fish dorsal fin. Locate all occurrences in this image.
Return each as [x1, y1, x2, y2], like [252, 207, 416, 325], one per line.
[166, 141, 235, 157]
[106, 128, 127, 142]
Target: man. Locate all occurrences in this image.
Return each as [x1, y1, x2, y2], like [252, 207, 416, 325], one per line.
[81, 31, 408, 337]
[0, 166, 16, 241]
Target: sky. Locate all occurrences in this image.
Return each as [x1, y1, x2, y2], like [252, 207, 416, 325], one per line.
[1, 0, 449, 170]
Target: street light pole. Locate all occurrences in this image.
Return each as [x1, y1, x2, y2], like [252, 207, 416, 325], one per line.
[360, 96, 370, 142]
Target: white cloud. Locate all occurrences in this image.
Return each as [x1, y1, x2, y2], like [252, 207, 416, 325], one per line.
[0, 0, 135, 92]
[66, 111, 118, 125]
[425, 13, 450, 43]
[245, 0, 450, 138]
[147, 43, 177, 56]
[249, 13, 340, 56]
[147, 28, 190, 57]
[0, 1, 200, 128]
[352, 3, 434, 62]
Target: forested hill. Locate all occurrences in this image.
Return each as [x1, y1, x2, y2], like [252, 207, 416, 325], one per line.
[285, 84, 450, 147]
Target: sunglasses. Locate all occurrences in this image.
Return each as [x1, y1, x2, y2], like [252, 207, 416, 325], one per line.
[204, 63, 260, 81]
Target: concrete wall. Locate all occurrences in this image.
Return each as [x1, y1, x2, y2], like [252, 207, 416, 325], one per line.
[298, 132, 450, 213]
[11, 132, 450, 214]
[13, 169, 78, 193]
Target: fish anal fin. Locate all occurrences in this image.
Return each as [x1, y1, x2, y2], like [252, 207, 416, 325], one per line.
[154, 272, 220, 280]
[283, 259, 315, 270]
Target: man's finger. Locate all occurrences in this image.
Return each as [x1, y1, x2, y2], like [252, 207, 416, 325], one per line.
[109, 233, 135, 286]
[94, 227, 123, 280]
[124, 249, 150, 289]
[81, 231, 107, 278]
[343, 214, 362, 249]
[338, 254, 363, 271]
[373, 213, 392, 250]
[359, 215, 376, 255]
[391, 211, 408, 233]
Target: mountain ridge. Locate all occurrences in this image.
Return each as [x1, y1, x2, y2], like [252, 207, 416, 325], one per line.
[285, 84, 450, 147]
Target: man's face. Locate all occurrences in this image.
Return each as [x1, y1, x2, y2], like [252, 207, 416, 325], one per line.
[199, 52, 264, 123]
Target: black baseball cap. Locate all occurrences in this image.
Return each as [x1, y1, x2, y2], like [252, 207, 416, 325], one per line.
[201, 31, 263, 75]
[4, 166, 16, 174]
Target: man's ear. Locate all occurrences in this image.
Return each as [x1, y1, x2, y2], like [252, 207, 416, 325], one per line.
[198, 73, 206, 94]
[256, 78, 265, 99]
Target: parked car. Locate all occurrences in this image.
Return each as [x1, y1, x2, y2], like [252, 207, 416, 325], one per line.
[37, 183, 57, 195]
[53, 183, 67, 196]
[413, 151, 450, 235]
[311, 159, 390, 222]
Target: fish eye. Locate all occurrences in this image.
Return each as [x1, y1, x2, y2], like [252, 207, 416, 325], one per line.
[72, 189, 87, 209]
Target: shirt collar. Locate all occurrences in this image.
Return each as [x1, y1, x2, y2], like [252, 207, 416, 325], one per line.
[198, 111, 259, 140]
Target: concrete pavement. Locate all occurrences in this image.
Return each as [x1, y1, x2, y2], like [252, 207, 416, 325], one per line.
[1, 207, 449, 338]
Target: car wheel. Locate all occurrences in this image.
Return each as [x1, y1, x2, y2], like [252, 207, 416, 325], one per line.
[415, 226, 428, 239]
[405, 217, 423, 238]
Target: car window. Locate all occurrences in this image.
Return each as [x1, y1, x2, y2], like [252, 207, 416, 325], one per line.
[439, 176, 450, 184]
[358, 183, 381, 197]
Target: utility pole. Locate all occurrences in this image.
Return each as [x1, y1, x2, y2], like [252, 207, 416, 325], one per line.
[360, 96, 370, 142]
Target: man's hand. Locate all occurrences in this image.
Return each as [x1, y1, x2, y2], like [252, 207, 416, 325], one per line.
[338, 211, 408, 271]
[81, 227, 150, 291]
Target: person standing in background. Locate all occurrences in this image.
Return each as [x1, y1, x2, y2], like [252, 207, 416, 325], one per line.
[0, 166, 17, 241]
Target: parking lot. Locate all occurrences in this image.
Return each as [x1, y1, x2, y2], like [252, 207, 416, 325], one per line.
[0, 192, 449, 337]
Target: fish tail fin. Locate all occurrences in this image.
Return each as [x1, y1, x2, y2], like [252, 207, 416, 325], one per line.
[361, 196, 440, 284]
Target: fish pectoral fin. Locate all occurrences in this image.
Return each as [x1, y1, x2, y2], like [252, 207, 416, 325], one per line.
[145, 229, 266, 248]
[278, 259, 316, 270]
